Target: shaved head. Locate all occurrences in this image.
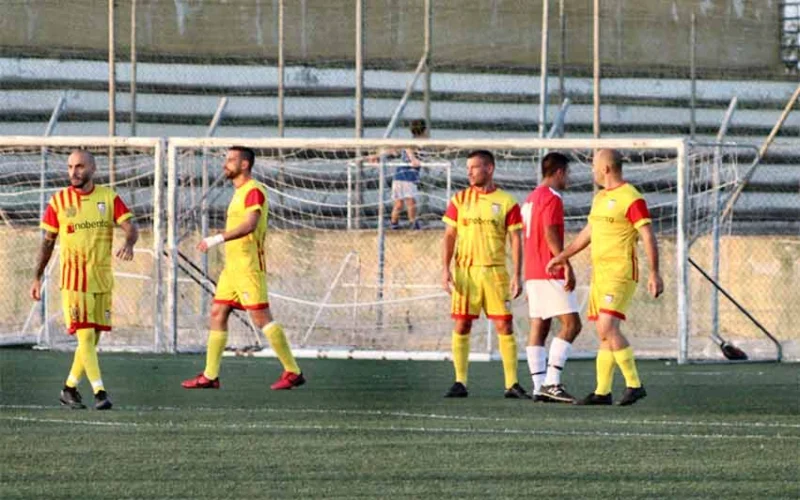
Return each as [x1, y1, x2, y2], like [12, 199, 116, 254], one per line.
[591, 148, 625, 188]
[594, 148, 623, 173]
[68, 149, 96, 167]
[67, 149, 97, 190]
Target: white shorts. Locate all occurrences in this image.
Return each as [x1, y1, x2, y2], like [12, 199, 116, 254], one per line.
[525, 279, 579, 320]
[392, 180, 418, 201]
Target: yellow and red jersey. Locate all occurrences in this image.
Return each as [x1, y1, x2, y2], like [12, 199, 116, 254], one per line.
[223, 178, 269, 273]
[588, 183, 651, 281]
[442, 186, 522, 267]
[40, 185, 132, 293]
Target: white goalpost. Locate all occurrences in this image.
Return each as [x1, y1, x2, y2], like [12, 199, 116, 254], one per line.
[163, 137, 762, 363]
[0, 136, 167, 352]
[0, 135, 784, 362]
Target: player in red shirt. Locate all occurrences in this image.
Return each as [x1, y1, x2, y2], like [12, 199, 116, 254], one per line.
[521, 152, 582, 403]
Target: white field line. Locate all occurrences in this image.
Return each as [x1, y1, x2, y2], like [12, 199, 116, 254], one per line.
[1, 404, 799, 430]
[1, 415, 797, 441]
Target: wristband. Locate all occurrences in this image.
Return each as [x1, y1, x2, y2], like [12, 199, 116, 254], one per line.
[203, 234, 225, 248]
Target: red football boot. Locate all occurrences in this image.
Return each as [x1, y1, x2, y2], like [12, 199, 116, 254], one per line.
[270, 371, 306, 390]
[181, 373, 220, 389]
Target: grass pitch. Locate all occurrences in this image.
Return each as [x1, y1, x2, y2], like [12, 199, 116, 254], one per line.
[1, 350, 798, 499]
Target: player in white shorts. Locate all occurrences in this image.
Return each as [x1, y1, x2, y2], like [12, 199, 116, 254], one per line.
[521, 152, 582, 403]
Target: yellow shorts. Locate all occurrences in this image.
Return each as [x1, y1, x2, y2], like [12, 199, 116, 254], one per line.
[587, 274, 637, 321]
[451, 266, 512, 320]
[214, 268, 269, 310]
[61, 290, 112, 334]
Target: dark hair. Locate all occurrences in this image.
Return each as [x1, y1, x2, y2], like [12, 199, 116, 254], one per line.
[541, 152, 569, 178]
[229, 146, 256, 170]
[467, 150, 495, 166]
[409, 119, 427, 137]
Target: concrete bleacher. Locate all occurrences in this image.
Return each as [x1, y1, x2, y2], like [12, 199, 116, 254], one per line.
[0, 57, 798, 233]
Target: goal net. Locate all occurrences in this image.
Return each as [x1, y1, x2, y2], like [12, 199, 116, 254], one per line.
[163, 137, 770, 362]
[0, 137, 166, 351]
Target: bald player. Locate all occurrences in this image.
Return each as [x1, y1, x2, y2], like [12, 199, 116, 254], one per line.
[31, 149, 139, 410]
[547, 149, 663, 406]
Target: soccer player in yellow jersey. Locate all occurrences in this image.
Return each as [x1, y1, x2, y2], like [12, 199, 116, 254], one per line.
[182, 146, 304, 391]
[441, 150, 529, 399]
[547, 149, 663, 406]
[30, 149, 139, 410]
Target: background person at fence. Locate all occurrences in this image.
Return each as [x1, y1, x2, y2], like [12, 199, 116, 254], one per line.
[29, 149, 138, 410]
[181, 146, 305, 391]
[521, 152, 582, 404]
[547, 149, 663, 406]
[391, 119, 428, 230]
[441, 150, 528, 399]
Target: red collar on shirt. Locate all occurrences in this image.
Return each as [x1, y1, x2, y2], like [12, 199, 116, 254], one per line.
[473, 185, 497, 195]
[69, 185, 95, 196]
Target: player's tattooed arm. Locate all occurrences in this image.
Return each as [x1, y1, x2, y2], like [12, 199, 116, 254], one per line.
[30, 232, 57, 301]
[34, 232, 57, 280]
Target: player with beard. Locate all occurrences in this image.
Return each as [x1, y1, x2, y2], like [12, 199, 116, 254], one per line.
[182, 146, 304, 391]
[31, 149, 138, 410]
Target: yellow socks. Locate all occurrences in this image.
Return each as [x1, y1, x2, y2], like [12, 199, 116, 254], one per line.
[497, 333, 519, 389]
[451, 331, 470, 385]
[66, 332, 99, 388]
[203, 330, 228, 380]
[65, 350, 84, 388]
[613, 346, 642, 388]
[595, 349, 616, 396]
[263, 322, 301, 374]
[76, 328, 104, 394]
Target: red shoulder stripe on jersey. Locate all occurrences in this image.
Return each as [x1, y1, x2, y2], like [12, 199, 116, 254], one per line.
[42, 204, 59, 230]
[444, 200, 458, 222]
[58, 190, 66, 212]
[505, 203, 522, 227]
[244, 188, 266, 209]
[113, 195, 131, 222]
[626, 198, 650, 224]
[67, 188, 74, 208]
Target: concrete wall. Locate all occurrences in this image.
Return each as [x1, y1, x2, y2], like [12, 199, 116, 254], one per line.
[0, 0, 782, 76]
